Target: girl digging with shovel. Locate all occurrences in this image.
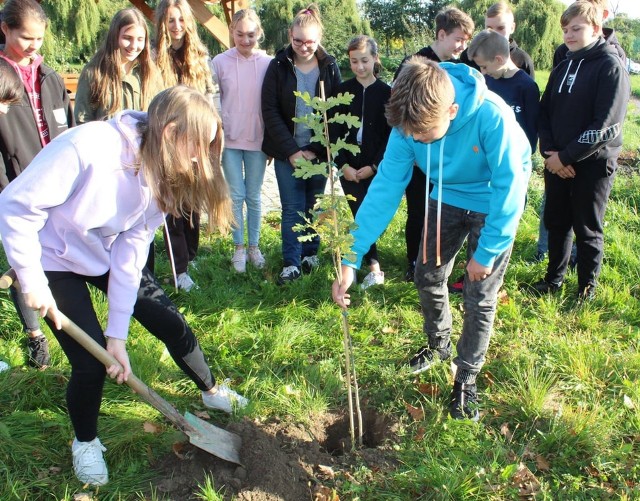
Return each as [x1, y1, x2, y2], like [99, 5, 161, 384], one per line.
[0, 85, 248, 486]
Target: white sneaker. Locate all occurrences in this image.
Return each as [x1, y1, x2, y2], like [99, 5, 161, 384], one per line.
[231, 248, 247, 273]
[176, 272, 196, 291]
[202, 384, 249, 413]
[360, 271, 385, 290]
[301, 255, 320, 273]
[247, 247, 266, 269]
[72, 437, 108, 486]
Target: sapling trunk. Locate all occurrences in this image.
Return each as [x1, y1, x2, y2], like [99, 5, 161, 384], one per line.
[291, 83, 365, 449]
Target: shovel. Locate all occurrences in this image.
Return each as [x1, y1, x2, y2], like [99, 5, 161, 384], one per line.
[0, 269, 242, 465]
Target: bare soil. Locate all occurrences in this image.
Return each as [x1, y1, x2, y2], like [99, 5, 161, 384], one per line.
[150, 409, 400, 500]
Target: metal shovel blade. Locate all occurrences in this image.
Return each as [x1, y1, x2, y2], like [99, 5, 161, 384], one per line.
[184, 411, 243, 465]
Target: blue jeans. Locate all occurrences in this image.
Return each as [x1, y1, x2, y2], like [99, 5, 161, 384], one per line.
[414, 200, 513, 384]
[222, 148, 268, 246]
[274, 158, 326, 267]
[537, 192, 549, 255]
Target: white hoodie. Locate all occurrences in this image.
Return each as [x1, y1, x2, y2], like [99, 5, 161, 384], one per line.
[211, 47, 272, 151]
[0, 111, 164, 340]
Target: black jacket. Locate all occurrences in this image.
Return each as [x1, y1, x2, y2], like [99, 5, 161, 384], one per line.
[261, 45, 341, 160]
[553, 27, 626, 69]
[393, 46, 441, 81]
[332, 78, 391, 170]
[539, 38, 629, 167]
[460, 39, 535, 79]
[0, 63, 74, 189]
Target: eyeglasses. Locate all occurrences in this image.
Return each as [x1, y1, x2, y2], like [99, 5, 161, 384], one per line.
[291, 37, 317, 48]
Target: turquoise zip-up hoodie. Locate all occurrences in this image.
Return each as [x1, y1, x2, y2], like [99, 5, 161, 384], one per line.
[345, 62, 531, 269]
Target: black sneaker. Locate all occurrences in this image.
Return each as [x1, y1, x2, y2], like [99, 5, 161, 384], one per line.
[409, 346, 447, 375]
[277, 265, 301, 285]
[529, 279, 562, 296]
[301, 255, 319, 274]
[577, 285, 596, 303]
[27, 335, 50, 368]
[405, 262, 415, 282]
[449, 381, 479, 421]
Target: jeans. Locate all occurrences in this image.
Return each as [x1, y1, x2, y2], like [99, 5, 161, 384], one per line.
[222, 148, 268, 246]
[414, 200, 512, 384]
[274, 158, 326, 267]
[43, 267, 215, 441]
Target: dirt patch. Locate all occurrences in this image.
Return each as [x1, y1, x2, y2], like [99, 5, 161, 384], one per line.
[150, 409, 399, 500]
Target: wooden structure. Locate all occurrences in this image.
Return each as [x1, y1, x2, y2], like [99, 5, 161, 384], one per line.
[129, 0, 249, 49]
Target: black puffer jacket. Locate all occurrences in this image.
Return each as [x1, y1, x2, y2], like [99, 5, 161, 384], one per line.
[261, 45, 341, 161]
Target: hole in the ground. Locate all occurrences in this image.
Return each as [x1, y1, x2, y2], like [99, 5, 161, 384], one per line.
[321, 408, 390, 455]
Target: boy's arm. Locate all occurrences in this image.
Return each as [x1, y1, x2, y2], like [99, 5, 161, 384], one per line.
[474, 106, 532, 268]
[557, 61, 630, 166]
[344, 128, 415, 268]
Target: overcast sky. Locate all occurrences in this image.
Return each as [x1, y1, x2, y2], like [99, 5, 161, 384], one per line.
[561, 0, 640, 19]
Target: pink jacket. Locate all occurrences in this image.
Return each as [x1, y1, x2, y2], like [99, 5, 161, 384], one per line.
[211, 47, 272, 151]
[0, 111, 164, 340]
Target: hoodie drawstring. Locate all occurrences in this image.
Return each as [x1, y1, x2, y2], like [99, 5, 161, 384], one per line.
[567, 59, 583, 94]
[422, 137, 446, 266]
[557, 60, 573, 93]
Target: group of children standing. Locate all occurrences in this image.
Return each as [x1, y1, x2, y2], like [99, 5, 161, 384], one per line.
[0, 0, 631, 488]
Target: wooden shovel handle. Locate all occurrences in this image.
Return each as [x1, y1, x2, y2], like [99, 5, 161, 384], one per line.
[0, 268, 196, 433]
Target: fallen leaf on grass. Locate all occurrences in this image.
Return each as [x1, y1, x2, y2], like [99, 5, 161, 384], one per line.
[404, 403, 424, 421]
[313, 485, 340, 501]
[143, 421, 161, 434]
[623, 394, 636, 409]
[73, 494, 94, 501]
[172, 441, 187, 459]
[497, 289, 510, 305]
[316, 464, 335, 479]
[511, 463, 541, 499]
[500, 423, 513, 441]
[417, 383, 440, 397]
[381, 326, 396, 334]
[535, 454, 550, 471]
[414, 426, 426, 441]
[193, 410, 211, 420]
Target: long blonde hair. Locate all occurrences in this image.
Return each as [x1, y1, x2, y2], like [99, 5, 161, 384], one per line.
[83, 8, 159, 117]
[154, 0, 212, 94]
[139, 85, 231, 233]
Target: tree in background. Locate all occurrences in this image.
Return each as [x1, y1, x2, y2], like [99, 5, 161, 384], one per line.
[364, 0, 449, 57]
[608, 13, 640, 61]
[40, 0, 130, 71]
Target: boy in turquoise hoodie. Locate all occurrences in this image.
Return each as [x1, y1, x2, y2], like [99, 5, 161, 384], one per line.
[332, 58, 531, 420]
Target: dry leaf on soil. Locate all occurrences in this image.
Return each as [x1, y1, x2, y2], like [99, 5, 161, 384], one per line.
[313, 485, 340, 501]
[405, 403, 424, 421]
[535, 454, 550, 471]
[511, 463, 541, 498]
[316, 464, 335, 479]
[417, 383, 440, 397]
[500, 422, 513, 441]
[172, 441, 187, 459]
[193, 410, 211, 420]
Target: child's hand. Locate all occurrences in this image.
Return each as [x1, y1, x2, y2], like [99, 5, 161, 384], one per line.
[356, 166, 374, 181]
[343, 165, 359, 182]
[105, 338, 131, 384]
[466, 258, 492, 282]
[23, 287, 62, 330]
[544, 151, 576, 179]
[332, 265, 354, 308]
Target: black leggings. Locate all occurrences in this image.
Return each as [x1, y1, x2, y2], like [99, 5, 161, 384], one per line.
[44, 267, 214, 442]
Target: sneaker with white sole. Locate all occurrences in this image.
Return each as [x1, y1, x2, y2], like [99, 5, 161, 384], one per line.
[360, 271, 385, 290]
[231, 248, 247, 273]
[176, 272, 197, 292]
[301, 255, 319, 274]
[277, 265, 301, 285]
[202, 384, 249, 413]
[72, 437, 108, 486]
[247, 247, 266, 269]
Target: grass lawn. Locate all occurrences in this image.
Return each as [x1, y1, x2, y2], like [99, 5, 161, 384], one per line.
[0, 79, 639, 500]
